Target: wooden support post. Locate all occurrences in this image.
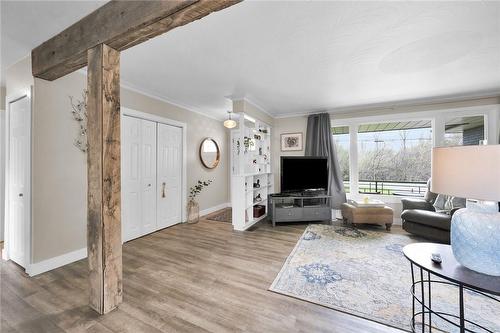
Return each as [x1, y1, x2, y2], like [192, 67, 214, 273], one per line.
[87, 43, 122, 314]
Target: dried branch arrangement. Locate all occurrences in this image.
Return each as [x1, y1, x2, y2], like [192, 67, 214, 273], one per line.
[69, 90, 88, 152]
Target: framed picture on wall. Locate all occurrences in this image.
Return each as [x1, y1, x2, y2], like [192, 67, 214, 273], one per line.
[281, 132, 303, 151]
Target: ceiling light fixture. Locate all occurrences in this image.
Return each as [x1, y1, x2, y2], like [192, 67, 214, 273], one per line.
[223, 111, 237, 129]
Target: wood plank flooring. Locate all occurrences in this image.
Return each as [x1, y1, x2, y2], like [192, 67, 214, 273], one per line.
[1, 217, 404, 332]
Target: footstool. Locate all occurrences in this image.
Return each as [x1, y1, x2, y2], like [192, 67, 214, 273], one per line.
[341, 202, 394, 231]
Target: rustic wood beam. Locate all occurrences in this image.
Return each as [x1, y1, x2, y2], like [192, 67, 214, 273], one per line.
[87, 43, 122, 314]
[32, 0, 241, 81]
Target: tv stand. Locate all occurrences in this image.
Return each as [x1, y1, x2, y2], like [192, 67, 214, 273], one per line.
[268, 193, 332, 227]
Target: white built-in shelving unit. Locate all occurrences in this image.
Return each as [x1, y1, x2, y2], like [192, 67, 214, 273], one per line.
[230, 113, 273, 231]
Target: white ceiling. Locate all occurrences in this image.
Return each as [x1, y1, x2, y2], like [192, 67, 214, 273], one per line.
[0, 1, 104, 83]
[2, 1, 500, 119]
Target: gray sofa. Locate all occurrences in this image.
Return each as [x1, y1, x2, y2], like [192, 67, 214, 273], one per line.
[401, 180, 465, 244]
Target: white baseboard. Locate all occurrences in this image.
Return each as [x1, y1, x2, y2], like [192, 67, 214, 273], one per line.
[27, 247, 87, 277]
[200, 202, 230, 218]
[23, 203, 231, 276]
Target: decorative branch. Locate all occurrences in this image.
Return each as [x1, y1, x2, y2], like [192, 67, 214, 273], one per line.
[189, 180, 213, 200]
[69, 89, 88, 153]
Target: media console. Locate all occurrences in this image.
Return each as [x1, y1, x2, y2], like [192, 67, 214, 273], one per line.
[268, 193, 332, 227]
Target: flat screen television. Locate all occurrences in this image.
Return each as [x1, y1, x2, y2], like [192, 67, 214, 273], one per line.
[280, 156, 328, 193]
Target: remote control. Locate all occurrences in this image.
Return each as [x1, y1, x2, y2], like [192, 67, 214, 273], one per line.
[431, 253, 442, 264]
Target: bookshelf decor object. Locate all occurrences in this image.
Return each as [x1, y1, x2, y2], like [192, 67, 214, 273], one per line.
[230, 113, 273, 231]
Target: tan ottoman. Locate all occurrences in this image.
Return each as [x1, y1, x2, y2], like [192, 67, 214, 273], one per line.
[341, 202, 394, 231]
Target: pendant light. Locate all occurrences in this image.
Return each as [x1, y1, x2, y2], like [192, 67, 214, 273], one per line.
[223, 111, 237, 129]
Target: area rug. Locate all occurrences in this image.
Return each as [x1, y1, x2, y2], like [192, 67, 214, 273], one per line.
[206, 208, 232, 223]
[270, 224, 500, 332]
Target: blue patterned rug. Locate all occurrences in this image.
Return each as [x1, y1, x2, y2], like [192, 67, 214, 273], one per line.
[270, 224, 500, 332]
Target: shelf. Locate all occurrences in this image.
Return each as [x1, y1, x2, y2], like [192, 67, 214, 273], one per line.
[243, 214, 268, 230]
[230, 113, 273, 231]
[251, 214, 268, 224]
[253, 184, 271, 190]
[247, 198, 267, 208]
[245, 184, 273, 193]
[240, 171, 273, 177]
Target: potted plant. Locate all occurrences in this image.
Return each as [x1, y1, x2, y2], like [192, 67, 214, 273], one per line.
[187, 180, 213, 223]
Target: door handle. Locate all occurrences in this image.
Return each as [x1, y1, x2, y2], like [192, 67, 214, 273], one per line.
[161, 182, 166, 198]
[19, 193, 23, 197]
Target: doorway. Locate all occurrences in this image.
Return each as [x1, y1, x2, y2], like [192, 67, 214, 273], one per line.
[5, 93, 32, 268]
[121, 108, 186, 242]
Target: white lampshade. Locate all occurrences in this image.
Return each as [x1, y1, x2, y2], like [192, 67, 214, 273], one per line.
[431, 145, 500, 201]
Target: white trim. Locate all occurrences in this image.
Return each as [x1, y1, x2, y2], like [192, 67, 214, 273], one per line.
[273, 91, 500, 119]
[199, 202, 230, 218]
[26, 247, 87, 277]
[121, 107, 188, 223]
[332, 104, 498, 202]
[120, 80, 224, 121]
[233, 213, 267, 231]
[230, 97, 275, 119]
[4, 90, 33, 271]
[0, 110, 5, 242]
[78, 68, 224, 122]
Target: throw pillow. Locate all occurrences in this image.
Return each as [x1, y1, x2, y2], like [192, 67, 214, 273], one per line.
[433, 194, 452, 212]
[451, 197, 466, 209]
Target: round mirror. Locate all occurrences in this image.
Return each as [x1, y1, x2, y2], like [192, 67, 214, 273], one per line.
[200, 138, 220, 169]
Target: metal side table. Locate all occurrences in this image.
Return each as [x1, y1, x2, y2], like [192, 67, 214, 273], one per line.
[403, 243, 500, 333]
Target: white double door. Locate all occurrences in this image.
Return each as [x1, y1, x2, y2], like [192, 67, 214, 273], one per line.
[121, 116, 182, 242]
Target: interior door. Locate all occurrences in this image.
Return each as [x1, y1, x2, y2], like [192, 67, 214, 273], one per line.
[140, 120, 157, 235]
[8, 96, 31, 267]
[157, 123, 182, 228]
[121, 116, 142, 241]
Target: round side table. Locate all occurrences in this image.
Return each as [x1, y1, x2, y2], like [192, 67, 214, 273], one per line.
[403, 243, 500, 333]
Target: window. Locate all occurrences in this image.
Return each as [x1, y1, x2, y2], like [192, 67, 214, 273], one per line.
[444, 115, 485, 146]
[357, 121, 432, 196]
[332, 126, 350, 192]
[331, 108, 493, 198]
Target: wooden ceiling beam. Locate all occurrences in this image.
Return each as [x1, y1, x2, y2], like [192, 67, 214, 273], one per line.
[32, 0, 241, 81]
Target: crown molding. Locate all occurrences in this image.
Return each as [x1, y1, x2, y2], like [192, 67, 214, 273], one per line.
[226, 95, 275, 118]
[77, 68, 225, 121]
[273, 90, 500, 119]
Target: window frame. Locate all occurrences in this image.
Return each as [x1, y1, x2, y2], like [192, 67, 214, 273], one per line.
[331, 104, 498, 202]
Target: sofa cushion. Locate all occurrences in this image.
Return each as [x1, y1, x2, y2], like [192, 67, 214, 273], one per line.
[401, 209, 451, 231]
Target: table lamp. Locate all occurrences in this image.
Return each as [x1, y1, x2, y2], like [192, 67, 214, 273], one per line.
[431, 145, 500, 276]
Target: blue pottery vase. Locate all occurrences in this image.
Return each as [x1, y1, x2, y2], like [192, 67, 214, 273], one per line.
[451, 201, 500, 276]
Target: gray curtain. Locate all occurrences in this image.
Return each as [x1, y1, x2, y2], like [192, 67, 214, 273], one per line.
[305, 113, 346, 209]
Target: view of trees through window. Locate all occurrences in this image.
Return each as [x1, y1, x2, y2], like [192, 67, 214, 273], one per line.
[333, 121, 432, 195]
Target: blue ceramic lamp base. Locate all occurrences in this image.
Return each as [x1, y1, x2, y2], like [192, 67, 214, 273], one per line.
[451, 201, 500, 276]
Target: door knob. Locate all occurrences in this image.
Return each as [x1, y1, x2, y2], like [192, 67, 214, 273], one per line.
[19, 193, 23, 197]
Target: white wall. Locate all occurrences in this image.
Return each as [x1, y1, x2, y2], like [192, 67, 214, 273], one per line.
[7, 57, 229, 265]
[272, 115, 308, 192]
[272, 99, 500, 223]
[5, 57, 34, 257]
[233, 99, 274, 126]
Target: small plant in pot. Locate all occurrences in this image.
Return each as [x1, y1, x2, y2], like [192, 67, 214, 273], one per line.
[187, 180, 212, 224]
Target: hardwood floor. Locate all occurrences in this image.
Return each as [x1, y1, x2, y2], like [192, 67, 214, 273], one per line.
[1, 217, 404, 333]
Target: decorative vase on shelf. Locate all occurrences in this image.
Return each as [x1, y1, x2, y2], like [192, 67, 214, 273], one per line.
[187, 199, 200, 224]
